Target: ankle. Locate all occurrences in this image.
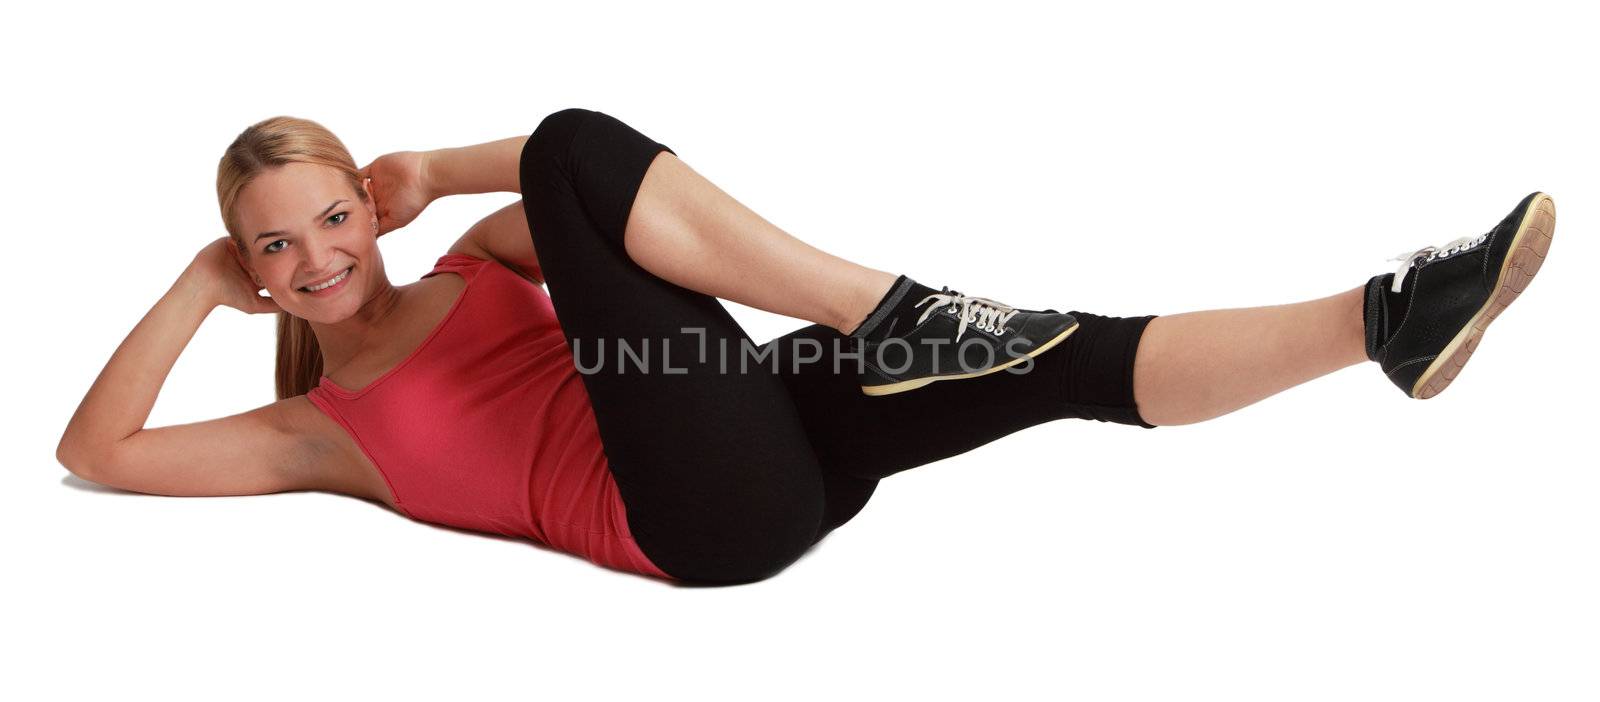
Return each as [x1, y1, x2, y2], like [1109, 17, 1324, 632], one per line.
[1344, 284, 1371, 365]
[838, 271, 913, 337]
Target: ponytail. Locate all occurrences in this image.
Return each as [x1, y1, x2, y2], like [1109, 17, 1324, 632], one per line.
[275, 313, 324, 400]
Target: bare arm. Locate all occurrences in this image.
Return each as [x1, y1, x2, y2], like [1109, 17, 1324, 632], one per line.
[426, 134, 540, 282]
[447, 199, 544, 285]
[56, 243, 319, 496]
[58, 268, 215, 465]
[424, 135, 528, 199]
[364, 133, 536, 279]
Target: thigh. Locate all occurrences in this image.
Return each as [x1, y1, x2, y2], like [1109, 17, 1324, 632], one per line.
[520, 108, 824, 583]
[760, 311, 1159, 483]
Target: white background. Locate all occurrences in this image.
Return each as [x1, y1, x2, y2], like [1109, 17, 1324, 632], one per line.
[5, 1, 1596, 699]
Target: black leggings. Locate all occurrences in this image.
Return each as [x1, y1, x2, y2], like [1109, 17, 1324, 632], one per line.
[519, 108, 1159, 584]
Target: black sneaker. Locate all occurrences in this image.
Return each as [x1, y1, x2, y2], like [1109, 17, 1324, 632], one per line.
[1363, 191, 1556, 399]
[857, 287, 1080, 396]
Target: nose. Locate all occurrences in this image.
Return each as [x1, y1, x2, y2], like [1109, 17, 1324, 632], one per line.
[299, 236, 342, 276]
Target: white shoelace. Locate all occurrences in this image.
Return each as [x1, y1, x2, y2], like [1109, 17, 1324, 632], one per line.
[914, 289, 1021, 342]
[1385, 232, 1488, 294]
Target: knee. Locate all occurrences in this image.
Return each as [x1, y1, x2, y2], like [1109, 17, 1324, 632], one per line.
[530, 107, 596, 144]
[520, 107, 596, 183]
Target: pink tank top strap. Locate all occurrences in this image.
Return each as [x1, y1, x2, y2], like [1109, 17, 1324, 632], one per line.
[423, 252, 492, 282]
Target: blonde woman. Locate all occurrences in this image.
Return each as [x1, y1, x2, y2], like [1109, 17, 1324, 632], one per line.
[56, 108, 1555, 584]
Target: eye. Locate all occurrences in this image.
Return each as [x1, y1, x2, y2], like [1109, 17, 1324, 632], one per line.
[262, 212, 348, 254]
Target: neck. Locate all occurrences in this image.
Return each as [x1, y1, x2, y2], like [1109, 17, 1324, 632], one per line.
[308, 276, 409, 377]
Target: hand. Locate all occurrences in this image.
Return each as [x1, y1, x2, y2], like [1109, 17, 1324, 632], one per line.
[191, 236, 283, 315]
[357, 150, 433, 235]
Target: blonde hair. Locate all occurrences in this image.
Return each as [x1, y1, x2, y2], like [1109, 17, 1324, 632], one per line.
[216, 116, 370, 400]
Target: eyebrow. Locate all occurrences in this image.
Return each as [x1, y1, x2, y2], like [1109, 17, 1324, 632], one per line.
[252, 200, 348, 242]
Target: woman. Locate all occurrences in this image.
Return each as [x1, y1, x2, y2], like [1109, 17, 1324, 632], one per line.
[55, 108, 1556, 585]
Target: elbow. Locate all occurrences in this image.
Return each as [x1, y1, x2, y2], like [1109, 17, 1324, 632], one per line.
[55, 437, 107, 482]
[55, 442, 91, 479]
[55, 433, 78, 471]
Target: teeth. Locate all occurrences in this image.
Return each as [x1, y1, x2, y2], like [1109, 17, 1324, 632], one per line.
[303, 267, 351, 292]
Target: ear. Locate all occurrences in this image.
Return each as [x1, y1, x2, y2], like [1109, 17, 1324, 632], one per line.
[227, 238, 265, 287]
[361, 176, 380, 235]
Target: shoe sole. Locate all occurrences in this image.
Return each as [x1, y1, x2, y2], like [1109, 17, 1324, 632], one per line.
[860, 321, 1082, 396]
[1407, 193, 1556, 399]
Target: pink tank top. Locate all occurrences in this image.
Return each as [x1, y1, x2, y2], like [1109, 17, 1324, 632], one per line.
[305, 253, 672, 580]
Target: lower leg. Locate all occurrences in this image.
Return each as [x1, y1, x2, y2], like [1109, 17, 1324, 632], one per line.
[1132, 285, 1369, 426]
[623, 151, 897, 334]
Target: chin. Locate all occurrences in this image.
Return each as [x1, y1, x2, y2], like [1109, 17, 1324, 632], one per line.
[283, 287, 363, 323]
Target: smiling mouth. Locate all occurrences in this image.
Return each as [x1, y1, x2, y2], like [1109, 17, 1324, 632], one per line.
[300, 266, 353, 292]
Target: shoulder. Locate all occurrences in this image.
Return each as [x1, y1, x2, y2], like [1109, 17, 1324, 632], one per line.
[447, 201, 545, 285]
[445, 231, 493, 260]
[435, 244, 540, 287]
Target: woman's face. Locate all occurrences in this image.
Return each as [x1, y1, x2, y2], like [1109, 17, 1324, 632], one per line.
[233, 162, 384, 322]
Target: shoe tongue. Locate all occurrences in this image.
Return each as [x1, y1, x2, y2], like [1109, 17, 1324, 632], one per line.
[1376, 270, 1414, 331]
[1386, 274, 1412, 327]
[1365, 272, 1412, 362]
[1397, 264, 1421, 296]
